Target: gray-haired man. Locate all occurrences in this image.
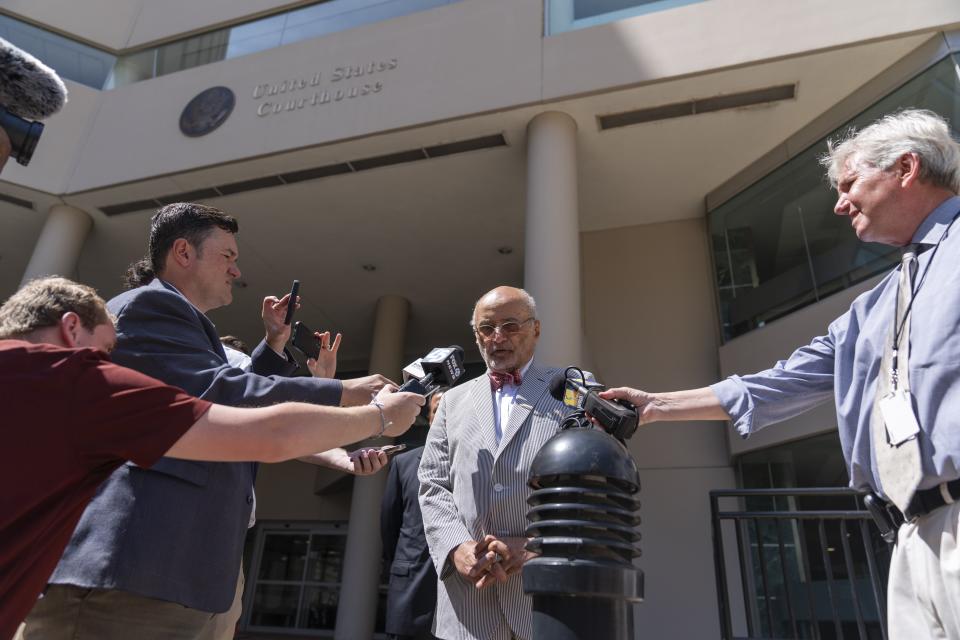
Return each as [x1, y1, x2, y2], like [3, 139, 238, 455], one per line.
[601, 109, 960, 639]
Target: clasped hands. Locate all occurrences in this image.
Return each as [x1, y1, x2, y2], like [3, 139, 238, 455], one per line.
[451, 535, 536, 590]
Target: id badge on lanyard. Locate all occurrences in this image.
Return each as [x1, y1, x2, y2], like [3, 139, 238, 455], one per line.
[878, 390, 920, 445]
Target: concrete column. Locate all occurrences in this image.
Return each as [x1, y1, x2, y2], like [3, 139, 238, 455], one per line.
[334, 294, 409, 640]
[20, 204, 93, 285]
[524, 111, 582, 366]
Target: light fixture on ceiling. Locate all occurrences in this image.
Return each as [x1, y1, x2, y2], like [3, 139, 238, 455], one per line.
[362, 264, 377, 272]
[497, 246, 513, 255]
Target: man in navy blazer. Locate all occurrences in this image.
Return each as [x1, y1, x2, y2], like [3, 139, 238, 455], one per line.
[381, 391, 445, 640]
[20, 203, 394, 639]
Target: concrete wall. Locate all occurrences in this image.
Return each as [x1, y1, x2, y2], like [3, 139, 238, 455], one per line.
[254, 461, 352, 521]
[543, 0, 960, 99]
[127, 0, 313, 48]
[0, 0, 305, 49]
[62, 0, 543, 191]
[582, 218, 734, 638]
[0, 0, 143, 50]
[8, 0, 960, 194]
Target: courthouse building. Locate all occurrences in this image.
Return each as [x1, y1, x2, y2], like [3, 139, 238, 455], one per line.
[3, 0, 960, 637]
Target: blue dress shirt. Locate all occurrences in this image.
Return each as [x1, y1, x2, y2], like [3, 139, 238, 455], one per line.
[712, 196, 960, 497]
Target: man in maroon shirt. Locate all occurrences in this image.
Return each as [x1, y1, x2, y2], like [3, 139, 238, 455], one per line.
[0, 277, 424, 640]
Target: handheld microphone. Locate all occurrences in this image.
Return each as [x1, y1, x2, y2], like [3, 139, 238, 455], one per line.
[398, 346, 466, 396]
[0, 38, 68, 166]
[550, 368, 639, 441]
[548, 370, 602, 407]
[0, 38, 67, 120]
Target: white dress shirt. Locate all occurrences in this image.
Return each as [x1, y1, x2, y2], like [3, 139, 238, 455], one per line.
[491, 359, 534, 446]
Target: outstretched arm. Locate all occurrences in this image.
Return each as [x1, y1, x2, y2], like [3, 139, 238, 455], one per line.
[599, 386, 730, 424]
[600, 326, 838, 435]
[165, 388, 424, 463]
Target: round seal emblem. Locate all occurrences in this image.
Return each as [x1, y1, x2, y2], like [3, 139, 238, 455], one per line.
[179, 86, 235, 137]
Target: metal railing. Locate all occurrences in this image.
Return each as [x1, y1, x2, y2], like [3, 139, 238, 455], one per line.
[710, 488, 892, 640]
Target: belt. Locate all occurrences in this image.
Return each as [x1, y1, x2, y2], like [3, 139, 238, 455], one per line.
[902, 478, 960, 522]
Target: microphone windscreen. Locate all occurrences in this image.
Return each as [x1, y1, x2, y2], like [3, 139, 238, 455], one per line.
[548, 373, 567, 401]
[0, 38, 67, 119]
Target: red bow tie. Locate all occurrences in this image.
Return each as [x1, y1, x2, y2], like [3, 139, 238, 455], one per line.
[489, 370, 522, 391]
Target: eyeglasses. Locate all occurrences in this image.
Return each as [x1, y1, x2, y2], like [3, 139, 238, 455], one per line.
[474, 317, 535, 339]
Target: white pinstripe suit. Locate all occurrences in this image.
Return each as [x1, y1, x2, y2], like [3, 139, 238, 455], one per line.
[418, 361, 569, 640]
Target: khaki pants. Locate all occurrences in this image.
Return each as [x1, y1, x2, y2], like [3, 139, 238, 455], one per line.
[17, 585, 213, 640]
[888, 500, 960, 639]
[197, 567, 245, 640]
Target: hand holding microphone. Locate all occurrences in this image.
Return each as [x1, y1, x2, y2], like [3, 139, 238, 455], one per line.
[399, 346, 466, 395]
[598, 387, 660, 425]
[550, 367, 639, 441]
[359, 345, 467, 439]
[372, 384, 425, 437]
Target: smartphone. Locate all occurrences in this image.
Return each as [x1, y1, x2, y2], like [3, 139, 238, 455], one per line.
[291, 320, 320, 360]
[378, 444, 407, 457]
[283, 280, 300, 325]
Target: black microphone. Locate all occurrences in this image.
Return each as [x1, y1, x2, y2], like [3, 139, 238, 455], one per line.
[398, 346, 465, 396]
[549, 369, 603, 405]
[551, 367, 639, 441]
[548, 373, 566, 401]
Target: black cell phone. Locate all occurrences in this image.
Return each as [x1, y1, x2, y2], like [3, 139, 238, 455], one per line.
[291, 320, 320, 360]
[283, 280, 300, 325]
[378, 444, 407, 457]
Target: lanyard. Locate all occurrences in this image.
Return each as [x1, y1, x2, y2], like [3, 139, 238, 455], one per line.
[891, 209, 960, 360]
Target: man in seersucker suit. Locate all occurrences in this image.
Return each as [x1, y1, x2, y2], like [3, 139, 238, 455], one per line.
[418, 286, 573, 640]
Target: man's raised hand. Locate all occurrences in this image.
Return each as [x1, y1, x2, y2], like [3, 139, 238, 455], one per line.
[262, 293, 299, 353]
[306, 330, 342, 379]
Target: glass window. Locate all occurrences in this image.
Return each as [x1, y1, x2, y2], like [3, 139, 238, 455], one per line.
[107, 0, 461, 87]
[243, 522, 387, 635]
[733, 434, 888, 639]
[737, 432, 848, 490]
[0, 14, 115, 89]
[546, 0, 707, 35]
[709, 54, 960, 341]
[225, 15, 286, 59]
[6, 1, 464, 90]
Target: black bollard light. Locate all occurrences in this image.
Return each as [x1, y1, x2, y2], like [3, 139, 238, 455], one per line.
[523, 426, 643, 640]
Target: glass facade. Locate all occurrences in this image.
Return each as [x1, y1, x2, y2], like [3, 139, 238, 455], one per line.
[736, 434, 889, 639]
[710, 53, 960, 342]
[546, 0, 707, 35]
[738, 432, 848, 490]
[0, 14, 116, 89]
[105, 0, 460, 88]
[0, 1, 461, 90]
[244, 522, 389, 636]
